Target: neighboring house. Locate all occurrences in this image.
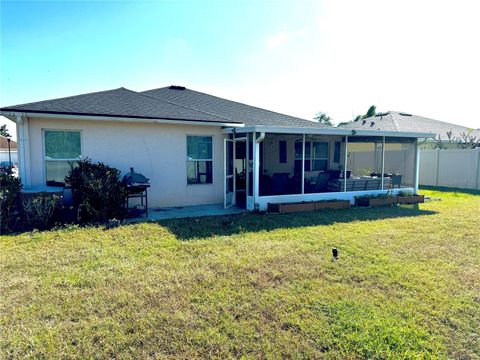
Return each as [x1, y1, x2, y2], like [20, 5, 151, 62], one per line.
[0, 135, 18, 164]
[339, 111, 479, 148]
[0, 86, 430, 211]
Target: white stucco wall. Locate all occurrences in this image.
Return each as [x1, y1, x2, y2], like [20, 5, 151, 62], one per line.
[27, 117, 227, 208]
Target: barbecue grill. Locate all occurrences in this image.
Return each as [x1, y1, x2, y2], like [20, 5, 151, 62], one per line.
[122, 167, 150, 217]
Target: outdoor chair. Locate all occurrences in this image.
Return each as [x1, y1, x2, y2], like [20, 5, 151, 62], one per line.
[309, 172, 330, 193]
[391, 174, 403, 188]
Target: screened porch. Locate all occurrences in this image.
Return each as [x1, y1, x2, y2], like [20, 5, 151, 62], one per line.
[224, 127, 423, 211]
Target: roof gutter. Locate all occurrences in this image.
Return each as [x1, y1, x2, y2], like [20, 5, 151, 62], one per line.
[224, 125, 434, 139]
[0, 111, 244, 128]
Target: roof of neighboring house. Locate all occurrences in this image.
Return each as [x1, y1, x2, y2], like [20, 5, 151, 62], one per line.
[0, 135, 17, 150]
[142, 86, 324, 128]
[1, 86, 323, 128]
[339, 111, 479, 140]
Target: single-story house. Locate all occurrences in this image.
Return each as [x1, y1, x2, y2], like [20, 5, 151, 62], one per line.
[0, 135, 18, 164]
[339, 111, 479, 148]
[0, 86, 432, 211]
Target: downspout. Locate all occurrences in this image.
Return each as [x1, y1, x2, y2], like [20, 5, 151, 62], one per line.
[256, 132, 265, 143]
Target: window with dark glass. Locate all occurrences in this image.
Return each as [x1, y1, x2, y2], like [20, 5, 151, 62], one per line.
[44, 130, 81, 186]
[187, 136, 213, 184]
[295, 141, 329, 171]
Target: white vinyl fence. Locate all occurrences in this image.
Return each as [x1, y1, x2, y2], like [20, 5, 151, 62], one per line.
[0, 150, 18, 164]
[419, 148, 480, 190]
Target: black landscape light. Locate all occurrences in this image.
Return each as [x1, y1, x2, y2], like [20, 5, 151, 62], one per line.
[332, 248, 338, 259]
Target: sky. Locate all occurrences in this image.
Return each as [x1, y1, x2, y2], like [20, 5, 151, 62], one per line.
[1, 0, 479, 140]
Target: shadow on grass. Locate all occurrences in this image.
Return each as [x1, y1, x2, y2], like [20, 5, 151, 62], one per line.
[157, 205, 437, 241]
[420, 185, 480, 196]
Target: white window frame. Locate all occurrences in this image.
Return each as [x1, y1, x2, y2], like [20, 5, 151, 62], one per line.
[42, 129, 82, 185]
[295, 140, 329, 171]
[186, 135, 214, 185]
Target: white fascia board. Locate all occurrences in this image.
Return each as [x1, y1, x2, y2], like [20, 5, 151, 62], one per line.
[352, 129, 435, 138]
[225, 126, 349, 135]
[0, 111, 244, 128]
[225, 125, 433, 138]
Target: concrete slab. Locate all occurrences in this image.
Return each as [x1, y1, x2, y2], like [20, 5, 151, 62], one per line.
[127, 204, 246, 222]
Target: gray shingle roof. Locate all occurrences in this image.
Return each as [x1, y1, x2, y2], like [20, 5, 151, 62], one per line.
[1, 86, 323, 128]
[0, 87, 236, 124]
[141, 86, 323, 128]
[339, 111, 479, 140]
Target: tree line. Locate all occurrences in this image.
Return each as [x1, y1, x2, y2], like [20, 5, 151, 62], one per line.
[313, 105, 376, 127]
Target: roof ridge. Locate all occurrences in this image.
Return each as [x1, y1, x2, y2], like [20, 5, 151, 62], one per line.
[389, 111, 400, 131]
[390, 110, 475, 130]
[143, 86, 317, 125]
[137, 90, 234, 123]
[1, 87, 126, 109]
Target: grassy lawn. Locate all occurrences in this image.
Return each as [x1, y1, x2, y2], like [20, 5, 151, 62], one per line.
[1, 188, 479, 359]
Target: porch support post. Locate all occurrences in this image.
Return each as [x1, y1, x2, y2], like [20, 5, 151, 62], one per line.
[301, 134, 305, 194]
[246, 133, 250, 203]
[16, 114, 31, 188]
[414, 139, 420, 193]
[381, 136, 386, 190]
[253, 132, 258, 202]
[253, 132, 264, 206]
[344, 135, 348, 192]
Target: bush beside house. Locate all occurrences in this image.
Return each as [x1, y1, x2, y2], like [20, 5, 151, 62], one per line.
[65, 159, 126, 224]
[0, 173, 22, 234]
[1, 159, 126, 234]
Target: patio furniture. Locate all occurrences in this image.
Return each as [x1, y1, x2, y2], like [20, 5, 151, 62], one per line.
[327, 177, 392, 192]
[271, 173, 290, 195]
[307, 172, 330, 193]
[326, 169, 341, 179]
[391, 174, 403, 188]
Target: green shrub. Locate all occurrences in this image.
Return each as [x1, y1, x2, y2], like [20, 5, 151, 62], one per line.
[22, 192, 61, 230]
[0, 173, 22, 234]
[65, 159, 126, 223]
[398, 190, 414, 197]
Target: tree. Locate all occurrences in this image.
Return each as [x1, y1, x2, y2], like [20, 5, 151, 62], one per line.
[313, 112, 333, 126]
[364, 105, 376, 118]
[0, 124, 10, 138]
[336, 105, 377, 127]
[459, 129, 480, 149]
